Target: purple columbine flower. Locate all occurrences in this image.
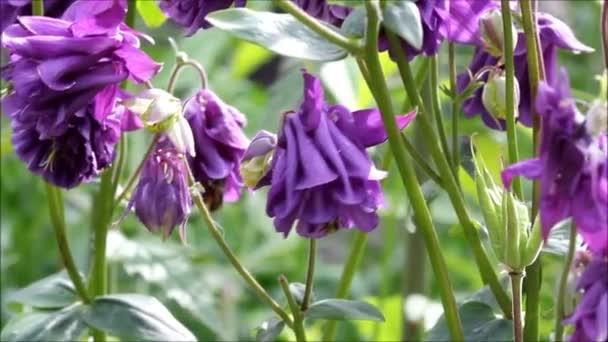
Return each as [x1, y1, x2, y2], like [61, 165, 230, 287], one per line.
[564, 254, 608, 342]
[378, 0, 496, 60]
[501, 70, 608, 254]
[1, 0, 160, 188]
[184, 89, 249, 211]
[0, 0, 75, 32]
[291, 0, 352, 27]
[458, 12, 593, 130]
[159, 0, 246, 36]
[130, 139, 192, 242]
[253, 71, 416, 239]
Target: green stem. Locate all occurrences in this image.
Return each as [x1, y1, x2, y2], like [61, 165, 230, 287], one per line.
[301, 239, 316, 311]
[554, 225, 577, 342]
[32, 0, 43, 15]
[126, 0, 136, 28]
[272, 0, 363, 55]
[402, 230, 428, 341]
[45, 184, 91, 303]
[184, 162, 294, 329]
[279, 276, 307, 342]
[362, 2, 463, 340]
[448, 43, 460, 179]
[500, 0, 524, 200]
[386, 31, 513, 319]
[111, 135, 127, 201]
[401, 58, 430, 113]
[321, 232, 368, 340]
[429, 55, 452, 170]
[166, 60, 208, 94]
[520, 1, 545, 339]
[510, 271, 524, 342]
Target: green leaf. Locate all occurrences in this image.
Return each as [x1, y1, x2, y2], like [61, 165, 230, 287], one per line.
[289, 282, 309, 306]
[1, 304, 87, 342]
[543, 219, 577, 256]
[83, 294, 196, 342]
[254, 318, 285, 342]
[304, 299, 385, 322]
[463, 275, 510, 312]
[382, 1, 423, 50]
[340, 6, 366, 38]
[6, 271, 78, 310]
[206, 8, 348, 61]
[136, 0, 166, 28]
[426, 301, 512, 341]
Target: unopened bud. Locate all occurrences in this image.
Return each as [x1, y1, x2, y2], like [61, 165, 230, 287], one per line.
[479, 9, 518, 58]
[585, 99, 607, 137]
[240, 130, 277, 188]
[482, 73, 520, 120]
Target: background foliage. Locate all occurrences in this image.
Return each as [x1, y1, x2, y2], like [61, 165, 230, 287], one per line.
[1, 1, 604, 340]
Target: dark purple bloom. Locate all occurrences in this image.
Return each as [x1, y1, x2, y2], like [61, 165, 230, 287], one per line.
[256, 71, 416, 238]
[130, 139, 192, 241]
[184, 89, 249, 211]
[564, 254, 608, 342]
[159, 0, 246, 36]
[0, 0, 75, 32]
[1, 0, 160, 188]
[379, 0, 496, 60]
[458, 13, 593, 129]
[291, 0, 352, 28]
[501, 70, 608, 254]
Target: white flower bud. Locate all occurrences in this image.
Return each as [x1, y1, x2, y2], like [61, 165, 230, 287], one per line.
[585, 99, 607, 137]
[479, 9, 518, 58]
[482, 73, 520, 120]
[167, 115, 196, 157]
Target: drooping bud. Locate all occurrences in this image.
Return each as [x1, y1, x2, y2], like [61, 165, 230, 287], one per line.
[585, 99, 607, 137]
[123, 89, 195, 156]
[482, 72, 520, 120]
[479, 9, 518, 58]
[240, 130, 277, 188]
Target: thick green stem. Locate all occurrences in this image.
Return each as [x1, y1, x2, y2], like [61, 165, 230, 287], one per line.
[362, 2, 463, 339]
[184, 163, 294, 329]
[402, 229, 428, 341]
[500, 0, 524, 200]
[46, 184, 91, 303]
[301, 239, 316, 311]
[279, 276, 307, 342]
[448, 43, 460, 178]
[272, 0, 363, 55]
[386, 31, 512, 318]
[554, 225, 577, 341]
[32, 0, 43, 15]
[322, 232, 368, 340]
[510, 271, 524, 342]
[429, 55, 451, 170]
[520, 1, 545, 339]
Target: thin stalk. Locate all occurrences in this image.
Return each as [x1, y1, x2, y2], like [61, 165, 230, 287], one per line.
[401, 58, 431, 113]
[279, 276, 307, 342]
[111, 135, 127, 201]
[603, 0, 608, 69]
[448, 43, 460, 179]
[301, 239, 316, 311]
[363, 2, 463, 339]
[126, 0, 136, 28]
[554, 225, 577, 341]
[500, 0, 524, 200]
[386, 31, 512, 318]
[272, 0, 363, 55]
[429, 55, 451, 168]
[510, 271, 524, 342]
[520, 1, 545, 339]
[184, 162, 294, 329]
[321, 232, 368, 340]
[32, 0, 43, 15]
[46, 184, 91, 303]
[166, 60, 208, 94]
[113, 134, 160, 210]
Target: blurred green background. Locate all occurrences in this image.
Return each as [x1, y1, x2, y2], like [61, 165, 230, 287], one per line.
[1, 1, 604, 340]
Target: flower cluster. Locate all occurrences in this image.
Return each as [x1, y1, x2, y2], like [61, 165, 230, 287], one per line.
[246, 71, 415, 238]
[1, 0, 160, 188]
[458, 13, 593, 129]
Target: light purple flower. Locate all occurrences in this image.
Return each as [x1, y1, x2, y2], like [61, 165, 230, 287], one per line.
[255, 71, 416, 238]
[1, 0, 160, 188]
[564, 254, 608, 342]
[501, 70, 608, 254]
[184, 89, 249, 211]
[159, 0, 246, 36]
[458, 13, 593, 129]
[130, 139, 192, 242]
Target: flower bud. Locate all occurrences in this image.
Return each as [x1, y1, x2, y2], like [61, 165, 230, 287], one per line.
[585, 99, 607, 137]
[479, 9, 518, 58]
[240, 130, 277, 188]
[473, 149, 504, 258]
[482, 73, 520, 120]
